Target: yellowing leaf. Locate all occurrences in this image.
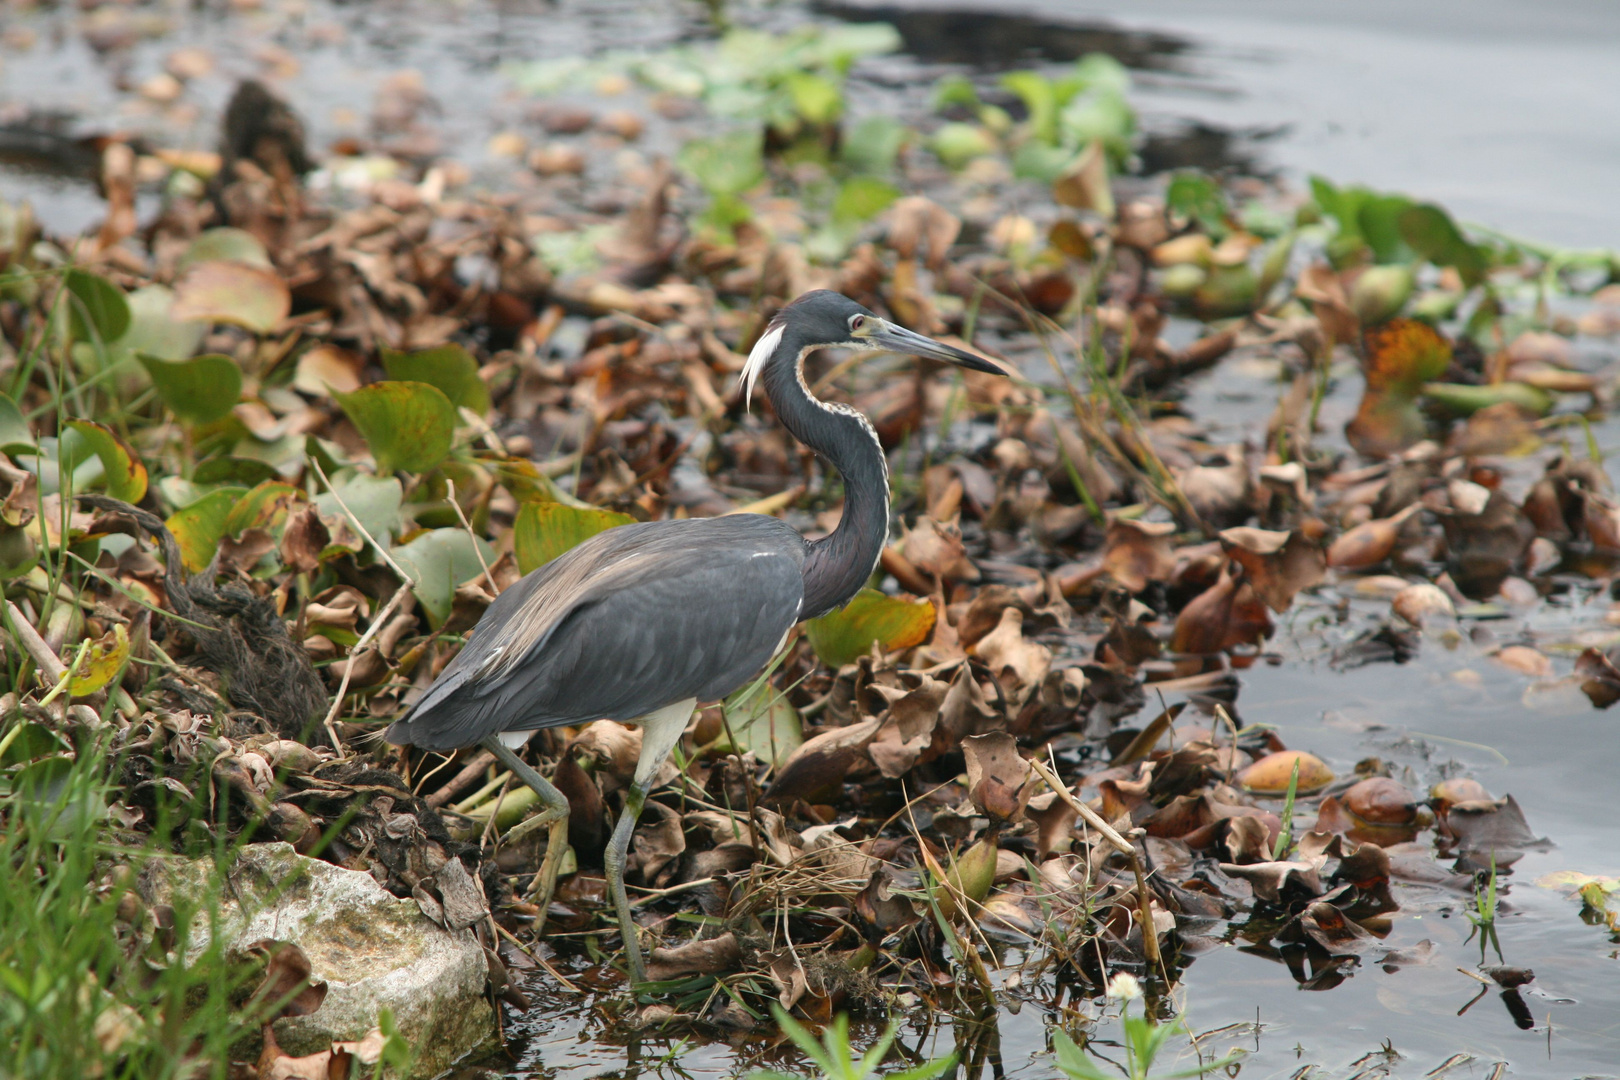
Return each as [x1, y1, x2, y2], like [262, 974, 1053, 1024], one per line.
[166, 488, 246, 572]
[62, 420, 147, 503]
[805, 589, 936, 667]
[333, 381, 457, 476]
[1346, 318, 1454, 458]
[71, 624, 130, 697]
[170, 260, 290, 334]
[137, 352, 243, 424]
[513, 502, 635, 575]
[222, 480, 303, 538]
[382, 343, 491, 415]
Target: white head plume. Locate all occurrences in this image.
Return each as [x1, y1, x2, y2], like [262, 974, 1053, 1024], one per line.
[740, 320, 785, 411]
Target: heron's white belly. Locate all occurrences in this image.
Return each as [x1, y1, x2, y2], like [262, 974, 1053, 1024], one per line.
[498, 729, 535, 750]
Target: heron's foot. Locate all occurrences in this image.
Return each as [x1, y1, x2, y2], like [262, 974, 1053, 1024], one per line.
[522, 807, 570, 938]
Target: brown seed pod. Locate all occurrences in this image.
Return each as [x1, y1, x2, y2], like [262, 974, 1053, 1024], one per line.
[1344, 777, 1420, 826]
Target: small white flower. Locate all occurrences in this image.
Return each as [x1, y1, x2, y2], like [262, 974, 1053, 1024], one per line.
[1105, 972, 1142, 1001]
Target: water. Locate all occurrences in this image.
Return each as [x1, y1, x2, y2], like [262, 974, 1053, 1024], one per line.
[4, 2, 1620, 1076]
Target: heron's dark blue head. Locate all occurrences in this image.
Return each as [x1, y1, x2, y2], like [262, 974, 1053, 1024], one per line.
[741, 289, 1007, 408]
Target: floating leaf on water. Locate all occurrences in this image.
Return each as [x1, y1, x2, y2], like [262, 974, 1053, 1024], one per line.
[1399, 203, 1487, 288]
[137, 352, 243, 424]
[381, 343, 492, 415]
[166, 488, 247, 572]
[392, 527, 496, 627]
[677, 131, 764, 196]
[805, 588, 935, 668]
[512, 501, 635, 575]
[70, 624, 131, 697]
[332, 381, 457, 476]
[929, 123, 996, 169]
[62, 420, 147, 503]
[170, 260, 290, 334]
[177, 227, 271, 271]
[63, 268, 131, 344]
[831, 176, 900, 225]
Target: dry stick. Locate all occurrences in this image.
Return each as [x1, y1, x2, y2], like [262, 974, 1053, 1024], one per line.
[424, 750, 497, 808]
[1028, 755, 1164, 973]
[444, 478, 498, 595]
[5, 600, 67, 683]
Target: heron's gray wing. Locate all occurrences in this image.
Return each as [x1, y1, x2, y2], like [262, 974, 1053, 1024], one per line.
[387, 516, 805, 750]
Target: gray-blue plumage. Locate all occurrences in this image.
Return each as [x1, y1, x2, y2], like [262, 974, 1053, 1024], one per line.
[386, 515, 805, 751]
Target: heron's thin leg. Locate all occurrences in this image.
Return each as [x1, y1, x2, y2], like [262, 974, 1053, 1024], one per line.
[481, 734, 570, 939]
[605, 778, 649, 984]
[605, 697, 696, 987]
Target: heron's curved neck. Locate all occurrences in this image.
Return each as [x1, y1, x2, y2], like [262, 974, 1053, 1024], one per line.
[762, 336, 889, 620]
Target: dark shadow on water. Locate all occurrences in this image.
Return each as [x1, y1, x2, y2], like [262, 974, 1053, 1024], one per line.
[814, 1, 1192, 70]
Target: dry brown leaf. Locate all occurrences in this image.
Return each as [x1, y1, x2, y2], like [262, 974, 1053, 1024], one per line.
[971, 608, 1052, 706]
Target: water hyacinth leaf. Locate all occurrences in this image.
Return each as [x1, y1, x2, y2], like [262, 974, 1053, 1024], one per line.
[785, 71, 842, 124]
[1165, 170, 1229, 237]
[0, 392, 31, 450]
[392, 527, 496, 627]
[930, 123, 996, 169]
[677, 131, 764, 196]
[333, 381, 457, 475]
[723, 689, 804, 769]
[805, 588, 935, 667]
[314, 473, 403, 545]
[513, 501, 635, 574]
[0, 722, 69, 767]
[70, 624, 130, 697]
[1346, 318, 1454, 458]
[223, 480, 304, 537]
[118, 285, 206, 363]
[191, 456, 281, 487]
[841, 116, 906, 175]
[0, 523, 37, 579]
[137, 352, 243, 424]
[1001, 71, 1059, 145]
[381, 343, 491, 415]
[832, 176, 900, 224]
[1422, 381, 1553, 417]
[63, 269, 131, 344]
[62, 420, 147, 503]
[166, 488, 247, 572]
[177, 227, 271, 272]
[171, 260, 290, 334]
[1357, 194, 1416, 265]
[1400, 203, 1488, 287]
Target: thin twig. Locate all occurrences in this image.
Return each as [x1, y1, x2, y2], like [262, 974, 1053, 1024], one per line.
[317, 584, 410, 753]
[445, 478, 498, 595]
[310, 458, 416, 583]
[424, 750, 497, 807]
[4, 600, 67, 684]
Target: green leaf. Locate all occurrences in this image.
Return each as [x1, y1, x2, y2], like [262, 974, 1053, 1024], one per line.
[223, 480, 304, 537]
[116, 285, 206, 363]
[170, 260, 290, 334]
[512, 501, 635, 575]
[677, 132, 765, 197]
[137, 353, 243, 424]
[840, 116, 907, 175]
[722, 687, 802, 769]
[1001, 71, 1058, 145]
[314, 473, 403, 545]
[0, 391, 31, 450]
[165, 488, 246, 572]
[1399, 203, 1488, 287]
[1358, 194, 1416, 264]
[191, 456, 281, 487]
[784, 72, 843, 125]
[177, 227, 272, 272]
[0, 523, 37, 579]
[805, 589, 935, 667]
[832, 176, 900, 224]
[381, 343, 491, 415]
[63, 269, 131, 344]
[333, 381, 457, 475]
[61, 420, 147, 503]
[1051, 1030, 1111, 1080]
[929, 123, 996, 169]
[392, 527, 496, 627]
[0, 722, 70, 767]
[1165, 171, 1229, 238]
[70, 624, 130, 697]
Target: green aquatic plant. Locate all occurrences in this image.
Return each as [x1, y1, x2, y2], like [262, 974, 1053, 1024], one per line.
[748, 1007, 956, 1080]
[1053, 975, 1246, 1080]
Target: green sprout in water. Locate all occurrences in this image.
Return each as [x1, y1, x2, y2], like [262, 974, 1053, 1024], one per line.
[1272, 757, 1302, 861]
[748, 1007, 955, 1080]
[1054, 975, 1245, 1080]
[1466, 853, 1503, 963]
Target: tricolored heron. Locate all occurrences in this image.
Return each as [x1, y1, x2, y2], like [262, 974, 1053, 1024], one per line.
[386, 290, 1005, 983]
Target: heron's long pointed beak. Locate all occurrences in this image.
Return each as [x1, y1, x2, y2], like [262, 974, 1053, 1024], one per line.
[867, 320, 1010, 376]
